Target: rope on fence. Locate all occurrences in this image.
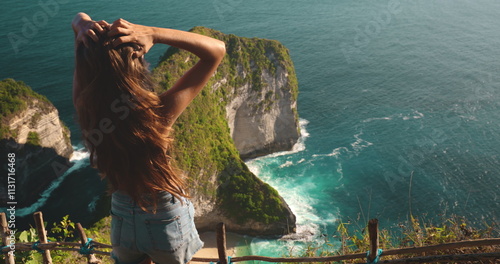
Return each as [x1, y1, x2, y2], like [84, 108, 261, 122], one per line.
[76, 222, 101, 264]
[366, 249, 383, 264]
[31, 241, 45, 254]
[78, 238, 95, 255]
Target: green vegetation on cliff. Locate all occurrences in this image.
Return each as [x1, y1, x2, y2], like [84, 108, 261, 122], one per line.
[153, 27, 297, 225]
[26, 131, 40, 146]
[0, 79, 51, 139]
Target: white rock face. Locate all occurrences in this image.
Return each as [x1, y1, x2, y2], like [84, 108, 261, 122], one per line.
[226, 65, 299, 159]
[8, 99, 72, 158]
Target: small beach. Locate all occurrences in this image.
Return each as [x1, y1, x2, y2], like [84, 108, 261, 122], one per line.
[192, 232, 251, 263]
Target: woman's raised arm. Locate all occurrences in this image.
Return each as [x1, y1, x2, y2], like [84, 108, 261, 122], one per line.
[71, 12, 109, 107]
[108, 19, 226, 126]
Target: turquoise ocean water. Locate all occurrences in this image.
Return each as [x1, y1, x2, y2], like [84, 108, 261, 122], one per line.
[1, 0, 499, 258]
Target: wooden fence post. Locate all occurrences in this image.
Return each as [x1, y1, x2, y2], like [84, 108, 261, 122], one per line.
[1, 213, 15, 264]
[76, 223, 101, 264]
[368, 218, 379, 263]
[33, 211, 52, 264]
[216, 222, 228, 264]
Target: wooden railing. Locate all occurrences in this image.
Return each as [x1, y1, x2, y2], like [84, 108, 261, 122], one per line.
[1, 212, 499, 264]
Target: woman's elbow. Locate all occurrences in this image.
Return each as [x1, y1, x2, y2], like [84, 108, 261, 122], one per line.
[197, 39, 226, 63]
[212, 40, 226, 62]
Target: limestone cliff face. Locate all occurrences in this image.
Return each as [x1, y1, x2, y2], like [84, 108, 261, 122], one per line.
[153, 27, 299, 236]
[225, 52, 299, 159]
[7, 99, 72, 158]
[0, 79, 73, 206]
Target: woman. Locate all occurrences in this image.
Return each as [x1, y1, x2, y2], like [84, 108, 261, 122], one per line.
[72, 12, 225, 264]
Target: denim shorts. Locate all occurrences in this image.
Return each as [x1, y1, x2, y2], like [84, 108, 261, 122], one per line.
[110, 190, 203, 264]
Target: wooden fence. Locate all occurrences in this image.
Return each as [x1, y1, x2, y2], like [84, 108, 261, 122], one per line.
[1, 212, 499, 264]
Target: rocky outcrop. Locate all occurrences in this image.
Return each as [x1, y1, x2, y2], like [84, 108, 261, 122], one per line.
[153, 27, 299, 236]
[0, 79, 73, 206]
[192, 190, 296, 236]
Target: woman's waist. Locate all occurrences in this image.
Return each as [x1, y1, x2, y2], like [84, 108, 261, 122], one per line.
[111, 190, 187, 214]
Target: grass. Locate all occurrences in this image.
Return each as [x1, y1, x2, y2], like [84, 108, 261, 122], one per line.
[0, 78, 50, 118]
[284, 214, 499, 263]
[4, 215, 114, 264]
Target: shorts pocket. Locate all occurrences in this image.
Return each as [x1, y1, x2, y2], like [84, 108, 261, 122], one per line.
[110, 211, 123, 246]
[145, 215, 184, 252]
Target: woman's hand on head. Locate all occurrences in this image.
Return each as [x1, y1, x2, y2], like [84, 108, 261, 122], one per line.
[72, 13, 109, 47]
[108, 18, 155, 58]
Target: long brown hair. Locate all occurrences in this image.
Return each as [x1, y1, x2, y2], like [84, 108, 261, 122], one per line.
[74, 31, 187, 212]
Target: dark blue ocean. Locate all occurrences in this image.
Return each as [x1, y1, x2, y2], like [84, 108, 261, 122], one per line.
[1, 0, 499, 257]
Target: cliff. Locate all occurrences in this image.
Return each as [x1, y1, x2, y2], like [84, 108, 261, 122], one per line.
[0, 78, 73, 206]
[153, 27, 299, 236]
[222, 33, 300, 159]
